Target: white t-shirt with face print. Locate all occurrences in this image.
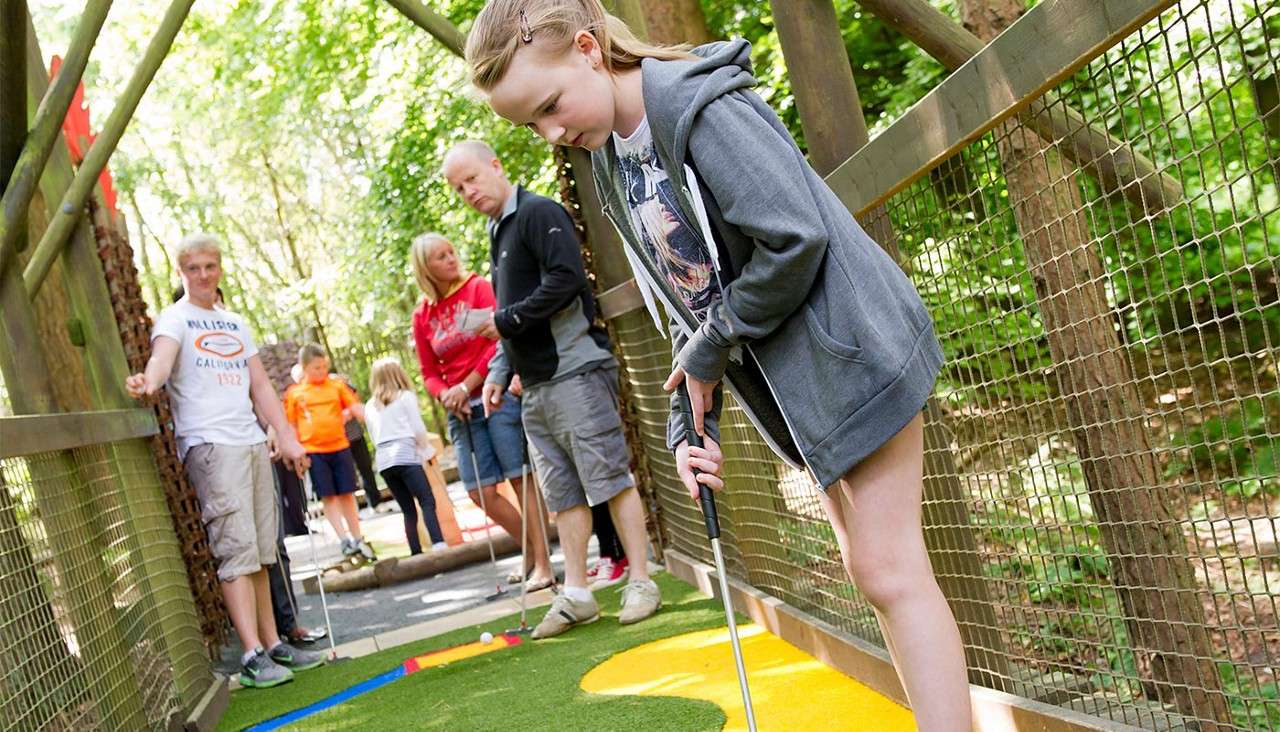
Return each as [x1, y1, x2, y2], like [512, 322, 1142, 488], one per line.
[613, 116, 723, 320]
[152, 298, 266, 458]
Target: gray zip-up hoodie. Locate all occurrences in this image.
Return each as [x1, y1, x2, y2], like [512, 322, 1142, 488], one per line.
[591, 39, 944, 488]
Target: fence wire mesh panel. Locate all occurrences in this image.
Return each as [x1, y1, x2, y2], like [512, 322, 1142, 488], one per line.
[0, 438, 213, 731]
[604, 1, 1280, 730]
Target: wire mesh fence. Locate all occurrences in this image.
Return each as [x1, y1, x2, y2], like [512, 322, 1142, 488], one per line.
[0, 433, 213, 731]
[605, 1, 1280, 729]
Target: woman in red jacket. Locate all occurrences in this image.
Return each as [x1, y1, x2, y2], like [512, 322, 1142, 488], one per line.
[411, 233, 554, 590]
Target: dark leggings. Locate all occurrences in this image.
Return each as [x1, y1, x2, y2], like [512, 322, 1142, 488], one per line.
[349, 436, 381, 508]
[380, 464, 445, 554]
[592, 502, 624, 560]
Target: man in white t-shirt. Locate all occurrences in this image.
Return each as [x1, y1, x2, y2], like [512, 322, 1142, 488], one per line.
[126, 233, 325, 689]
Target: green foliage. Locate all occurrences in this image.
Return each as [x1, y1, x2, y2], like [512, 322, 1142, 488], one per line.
[1219, 661, 1280, 729]
[1166, 394, 1280, 499]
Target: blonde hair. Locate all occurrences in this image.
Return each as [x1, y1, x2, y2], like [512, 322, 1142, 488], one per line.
[410, 232, 466, 304]
[466, 0, 695, 91]
[173, 232, 222, 268]
[369, 357, 415, 408]
[298, 343, 327, 367]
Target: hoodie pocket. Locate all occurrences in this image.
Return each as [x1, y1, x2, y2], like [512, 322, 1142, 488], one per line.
[802, 254, 865, 363]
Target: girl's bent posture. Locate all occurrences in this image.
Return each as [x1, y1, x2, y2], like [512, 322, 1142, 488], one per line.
[466, 1, 971, 728]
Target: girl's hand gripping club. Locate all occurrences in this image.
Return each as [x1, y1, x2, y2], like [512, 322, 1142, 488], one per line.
[677, 383, 720, 541]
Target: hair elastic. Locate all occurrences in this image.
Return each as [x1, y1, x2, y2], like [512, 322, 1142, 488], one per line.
[518, 10, 533, 43]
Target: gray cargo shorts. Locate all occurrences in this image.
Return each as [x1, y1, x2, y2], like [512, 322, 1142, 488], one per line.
[521, 365, 632, 512]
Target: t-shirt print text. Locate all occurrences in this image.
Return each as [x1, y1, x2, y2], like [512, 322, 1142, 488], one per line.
[190, 322, 249, 380]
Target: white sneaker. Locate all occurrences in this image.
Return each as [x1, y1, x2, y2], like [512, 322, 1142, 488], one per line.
[431, 541, 449, 551]
[531, 593, 600, 639]
[618, 579, 661, 625]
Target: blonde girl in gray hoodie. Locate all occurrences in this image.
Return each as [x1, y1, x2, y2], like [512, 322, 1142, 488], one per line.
[465, 1, 970, 727]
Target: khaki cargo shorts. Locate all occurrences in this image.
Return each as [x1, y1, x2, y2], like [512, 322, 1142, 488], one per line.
[184, 442, 278, 582]
[522, 366, 633, 512]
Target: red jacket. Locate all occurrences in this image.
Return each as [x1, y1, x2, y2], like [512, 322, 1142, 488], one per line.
[412, 274, 497, 399]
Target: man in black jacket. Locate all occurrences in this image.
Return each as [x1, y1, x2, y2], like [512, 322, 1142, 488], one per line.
[443, 141, 661, 638]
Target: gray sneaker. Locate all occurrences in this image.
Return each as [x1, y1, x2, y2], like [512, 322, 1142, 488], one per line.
[531, 593, 600, 639]
[269, 642, 327, 671]
[340, 537, 357, 557]
[240, 648, 294, 688]
[618, 579, 661, 625]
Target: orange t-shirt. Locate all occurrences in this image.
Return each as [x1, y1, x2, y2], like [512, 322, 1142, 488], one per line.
[284, 378, 358, 454]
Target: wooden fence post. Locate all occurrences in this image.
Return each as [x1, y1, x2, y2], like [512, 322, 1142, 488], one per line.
[18, 9, 211, 716]
[0, 8, 147, 728]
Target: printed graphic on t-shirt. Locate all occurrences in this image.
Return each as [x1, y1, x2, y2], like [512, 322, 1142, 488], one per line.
[183, 316, 250, 386]
[616, 126, 722, 317]
[195, 332, 244, 359]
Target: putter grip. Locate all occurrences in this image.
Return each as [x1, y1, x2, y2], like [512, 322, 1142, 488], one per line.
[676, 384, 720, 540]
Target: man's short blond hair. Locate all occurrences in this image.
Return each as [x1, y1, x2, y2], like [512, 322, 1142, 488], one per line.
[173, 232, 223, 267]
[442, 140, 499, 172]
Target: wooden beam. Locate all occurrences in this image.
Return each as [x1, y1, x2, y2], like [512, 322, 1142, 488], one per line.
[828, 0, 1177, 217]
[0, 0, 111, 280]
[384, 0, 465, 58]
[853, 0, 1181, 215]
[22, 0, 194, 297]
[0, 409, 158, 458]
[597, 277, 644, 320]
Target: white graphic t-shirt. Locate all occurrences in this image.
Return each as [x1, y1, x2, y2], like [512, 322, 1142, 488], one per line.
[152, 299, 266, 457]
[613, 116, 722, 319]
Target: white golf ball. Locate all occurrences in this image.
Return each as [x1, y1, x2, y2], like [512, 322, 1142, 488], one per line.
[480, 631, 494, 644]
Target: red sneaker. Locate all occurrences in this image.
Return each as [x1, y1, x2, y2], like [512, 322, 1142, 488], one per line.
[589, 556, 629, 589]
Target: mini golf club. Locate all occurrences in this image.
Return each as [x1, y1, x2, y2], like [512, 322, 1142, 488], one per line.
[677, 383, 757, 732]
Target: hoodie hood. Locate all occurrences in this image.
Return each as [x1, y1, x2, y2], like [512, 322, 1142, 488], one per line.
[641, 39, 757, 172]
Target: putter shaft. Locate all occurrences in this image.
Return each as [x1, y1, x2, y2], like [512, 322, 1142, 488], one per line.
[677, 384, 757, 731]
[712, 537, 756, 731]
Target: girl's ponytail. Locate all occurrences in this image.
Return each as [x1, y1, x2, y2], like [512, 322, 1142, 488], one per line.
[466, 0, 695, 91]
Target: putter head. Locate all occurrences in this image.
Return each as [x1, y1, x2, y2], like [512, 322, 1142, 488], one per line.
[504, 623, 532, 635]
[484, 588, 509, 602]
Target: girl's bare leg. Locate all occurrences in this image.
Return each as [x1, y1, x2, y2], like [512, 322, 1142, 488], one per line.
[818, 491, 908, 696]
[823, 413, 971, 731]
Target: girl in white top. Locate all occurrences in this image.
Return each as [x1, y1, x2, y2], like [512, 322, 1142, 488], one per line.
[366, 358, 446, 553]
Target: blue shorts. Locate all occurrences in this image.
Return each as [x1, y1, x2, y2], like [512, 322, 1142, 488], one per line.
[448, 396, 526, 489]
[308, 448, 357, 498]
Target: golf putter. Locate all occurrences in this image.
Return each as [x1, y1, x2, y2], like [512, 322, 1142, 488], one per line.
[301, 471, 342, 662]
[506, 458, 533, 635]
[461, 411, 507, 601]
[677, 383, 757, 731]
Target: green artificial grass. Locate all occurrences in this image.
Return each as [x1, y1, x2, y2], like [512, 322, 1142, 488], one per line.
[219, 573, 731, 731]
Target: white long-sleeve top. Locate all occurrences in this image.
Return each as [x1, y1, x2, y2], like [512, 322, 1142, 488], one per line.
[365, 390, 435, 471]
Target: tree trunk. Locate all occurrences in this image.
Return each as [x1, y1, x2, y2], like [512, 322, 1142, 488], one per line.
[636, 0, 712, 46]
[261, 151, 335, 360]
[960, 1, 1230, 726]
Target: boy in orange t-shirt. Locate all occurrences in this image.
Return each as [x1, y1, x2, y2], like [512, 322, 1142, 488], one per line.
[285, 344, 374, 560]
